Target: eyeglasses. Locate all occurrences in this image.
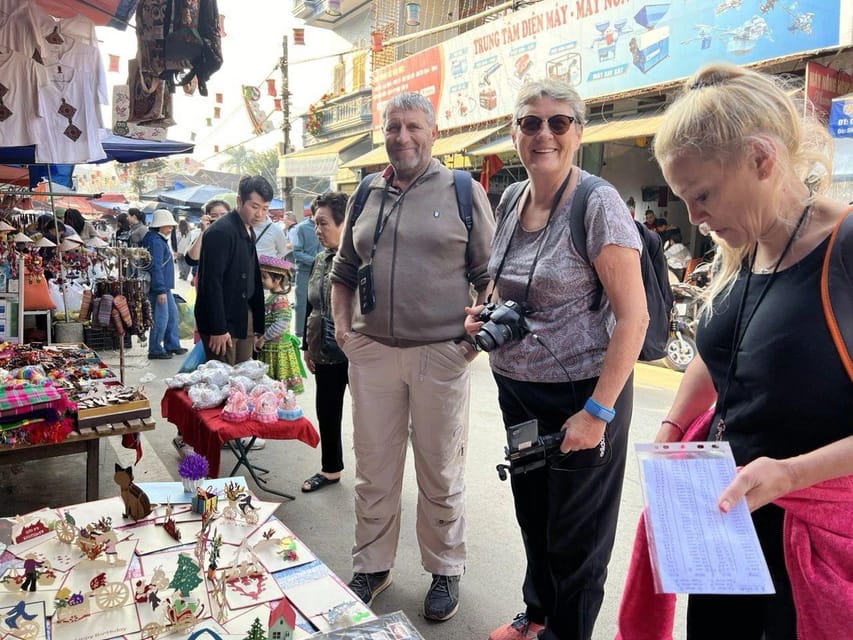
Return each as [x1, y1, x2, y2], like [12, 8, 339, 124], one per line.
[515, 114, 576, 136]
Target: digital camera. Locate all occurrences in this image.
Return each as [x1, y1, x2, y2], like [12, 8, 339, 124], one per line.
[475, 300, 529, 352]
[496, 419, 564, 480]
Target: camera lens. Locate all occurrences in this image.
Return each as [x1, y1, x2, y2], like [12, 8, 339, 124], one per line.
[475, 322, 513, 352]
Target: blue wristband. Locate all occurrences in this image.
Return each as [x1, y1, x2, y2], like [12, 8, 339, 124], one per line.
[584, 397, 616, 423]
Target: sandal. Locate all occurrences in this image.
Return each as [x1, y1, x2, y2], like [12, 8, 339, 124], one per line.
[301, 473, 340, 493]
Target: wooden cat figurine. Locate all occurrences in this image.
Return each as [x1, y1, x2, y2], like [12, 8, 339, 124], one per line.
[114, 464, 152, 520]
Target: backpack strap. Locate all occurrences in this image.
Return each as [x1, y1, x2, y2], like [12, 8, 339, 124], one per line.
[452, 169, 474, 273]
[496, 180, 528, 229]
[820, 209, 853, 383]
[568, 175, 608, 310]
[349, 172, 379, 227]
[451, 169, 473, 231]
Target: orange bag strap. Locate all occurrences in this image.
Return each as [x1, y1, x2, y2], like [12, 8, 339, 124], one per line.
[820, 207, 853, 384]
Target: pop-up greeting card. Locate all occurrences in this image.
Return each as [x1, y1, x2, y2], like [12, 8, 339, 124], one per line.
[284, 576, 374, 633]
[218, 540, 285, 611]
[0, 597, 46, 640]
[245, 522, 315, 574]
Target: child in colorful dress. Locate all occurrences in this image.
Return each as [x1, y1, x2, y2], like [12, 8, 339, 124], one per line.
[254, 255, 305, 393]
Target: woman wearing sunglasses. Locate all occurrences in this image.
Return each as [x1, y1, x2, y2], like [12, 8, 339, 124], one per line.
[466, 78, 648, 640]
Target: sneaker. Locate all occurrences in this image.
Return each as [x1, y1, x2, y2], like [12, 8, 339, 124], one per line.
[172, 436, 185, 452]
[168, 347, 189, 355]
[148, 352, 173, 360]
[488, 613, 545, 640]
[423, 574, 460, 622]
[347, 571, 392, 607]
[222, 437, 266, 450]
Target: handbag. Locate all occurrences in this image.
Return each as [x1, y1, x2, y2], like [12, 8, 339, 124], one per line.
[320, 314, 345, 361]
[318, 264, 346, 361]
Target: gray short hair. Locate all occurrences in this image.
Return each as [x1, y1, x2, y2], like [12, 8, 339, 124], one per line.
[382, 92, 435, 129]
[513, 78, 586, 128]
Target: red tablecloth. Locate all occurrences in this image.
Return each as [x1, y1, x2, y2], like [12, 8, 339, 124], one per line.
[161, 388, 319, 477]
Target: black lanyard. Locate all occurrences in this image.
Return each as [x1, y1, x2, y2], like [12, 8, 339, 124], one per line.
[368, 171, 424, 264]
[713, 204, 810, 440]
[492, 170, 573, 308]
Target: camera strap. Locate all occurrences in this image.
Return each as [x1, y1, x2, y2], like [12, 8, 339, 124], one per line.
[368, 183, 405, 264]
[492, 169, 573, 307]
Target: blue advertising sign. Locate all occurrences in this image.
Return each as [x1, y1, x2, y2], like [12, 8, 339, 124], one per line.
[829, 95, 853, 138]
[373, 0, 847, 132]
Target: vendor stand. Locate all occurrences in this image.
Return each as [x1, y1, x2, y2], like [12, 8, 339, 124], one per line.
[0, 479, 426, 640]
[0, 342, 153, 500]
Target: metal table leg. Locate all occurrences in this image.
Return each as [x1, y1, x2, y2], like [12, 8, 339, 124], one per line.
[224, 436, 294, 501]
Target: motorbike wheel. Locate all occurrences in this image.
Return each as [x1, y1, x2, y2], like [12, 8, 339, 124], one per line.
[664, 335, 697, 373]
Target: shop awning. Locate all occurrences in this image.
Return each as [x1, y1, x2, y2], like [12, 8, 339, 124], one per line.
[431, 125, 506, 157]
[343, 125, 506, 169]
[281, 133, 369, 178]
[469, 113, 666, 156]
[469, 136, 515, 157]
[581, 113, 666, 145]
[341, 145, 389, 170]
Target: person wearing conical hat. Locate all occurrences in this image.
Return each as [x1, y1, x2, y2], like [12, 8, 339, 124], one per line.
[141, 209, 187, 360]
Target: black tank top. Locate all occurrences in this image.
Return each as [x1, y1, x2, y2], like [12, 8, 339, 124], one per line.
[697, 237, 853, 466]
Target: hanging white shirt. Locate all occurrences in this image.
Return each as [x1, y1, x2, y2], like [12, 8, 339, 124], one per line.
[41, 38, 107, 107]
[0, 3, 42, 59]
[34, 63, 106, 163]
[0, 50, 48, 146]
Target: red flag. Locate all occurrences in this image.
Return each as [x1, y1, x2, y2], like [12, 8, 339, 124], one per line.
[371, 31, 383, 53]
[292, 28, 305, 45]
[215, 92, 223, 104]
[214, 145, 220, 153]
[266, 79, 277, 97]
[108, 54, 120, 73]
[274, 98, 282, 111]
[479, 155, 504, 192]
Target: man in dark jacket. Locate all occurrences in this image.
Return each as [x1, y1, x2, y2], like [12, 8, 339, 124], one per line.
[195, 175, 269, 365]
[142, 209, 186, 359]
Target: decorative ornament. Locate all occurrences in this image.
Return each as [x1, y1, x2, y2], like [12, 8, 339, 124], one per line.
[178, 452, 209, 493]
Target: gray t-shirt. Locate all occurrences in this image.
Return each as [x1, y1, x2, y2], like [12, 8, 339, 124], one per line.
[488, 171, 642, 382]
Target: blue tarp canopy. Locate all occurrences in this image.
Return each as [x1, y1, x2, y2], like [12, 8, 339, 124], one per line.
[0, 135, 194, 166]
[829, 95, 853, 138]
[158, 185, 231, 208]
[0, 136, 195, 187]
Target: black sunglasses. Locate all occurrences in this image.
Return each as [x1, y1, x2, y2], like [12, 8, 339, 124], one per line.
[516, 114, 576, 136]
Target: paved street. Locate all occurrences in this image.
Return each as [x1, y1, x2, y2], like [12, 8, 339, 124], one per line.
[2, 276, 687, 638]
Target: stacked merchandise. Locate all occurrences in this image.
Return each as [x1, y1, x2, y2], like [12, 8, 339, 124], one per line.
[0, 342, 150, 447]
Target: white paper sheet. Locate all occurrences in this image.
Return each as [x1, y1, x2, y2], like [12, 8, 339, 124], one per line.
[636, 441, 775, 595]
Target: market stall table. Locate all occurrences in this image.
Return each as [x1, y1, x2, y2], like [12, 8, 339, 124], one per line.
[0, 482, 425, 640]
[160, 388, 319, 499]
[0, 417, 154, 501]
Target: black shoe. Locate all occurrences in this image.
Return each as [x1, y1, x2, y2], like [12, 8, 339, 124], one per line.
[168, 347, 188, 355]
[347, 571, 391, 607]
[423, 574, 459, 621]
[148, 352, 173, 360]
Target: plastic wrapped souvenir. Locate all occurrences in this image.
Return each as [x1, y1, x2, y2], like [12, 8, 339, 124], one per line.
[222, 388, 251, 422]
[188, 383, 227, 410]
[233, 359, 267, 380]
[277, 389, 303, 421]
[252, 391, 279, 423]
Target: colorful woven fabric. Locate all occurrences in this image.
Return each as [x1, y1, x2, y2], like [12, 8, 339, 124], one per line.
[0, 382, 63, 413]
